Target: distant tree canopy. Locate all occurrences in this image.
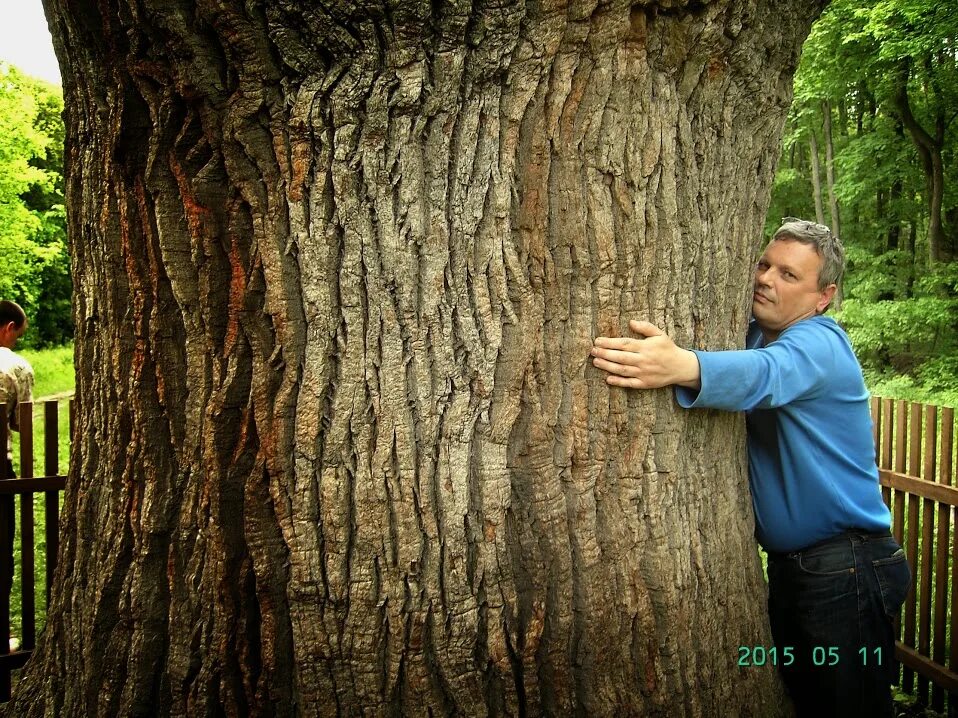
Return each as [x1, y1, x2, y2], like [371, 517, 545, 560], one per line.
[767, 0, 958, 402]
[0, 63, 71, 347]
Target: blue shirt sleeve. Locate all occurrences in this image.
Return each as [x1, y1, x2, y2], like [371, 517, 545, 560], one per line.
[675, 322, 833, 411]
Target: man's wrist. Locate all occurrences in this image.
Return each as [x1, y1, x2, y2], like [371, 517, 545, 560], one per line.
[675, 349, 702, 390]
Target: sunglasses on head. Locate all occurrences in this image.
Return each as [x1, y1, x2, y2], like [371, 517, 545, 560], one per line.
[781, 217, 832, 234]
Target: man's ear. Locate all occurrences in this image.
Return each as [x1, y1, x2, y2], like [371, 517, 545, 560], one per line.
[816, 284, 838, 313]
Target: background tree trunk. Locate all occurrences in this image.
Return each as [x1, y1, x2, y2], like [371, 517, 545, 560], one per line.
[893, 60, 945, 264]
[13, 0, 824, 715]
[808, 130, 826, 225]
[821, 100, 841, 240]
[886, 181, 901, 253]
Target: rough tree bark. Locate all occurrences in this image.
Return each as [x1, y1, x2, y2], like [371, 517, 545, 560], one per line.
[13, 0, 823, 715]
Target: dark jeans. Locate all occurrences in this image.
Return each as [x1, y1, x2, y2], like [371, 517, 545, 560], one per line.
[767, 530, 911, 718]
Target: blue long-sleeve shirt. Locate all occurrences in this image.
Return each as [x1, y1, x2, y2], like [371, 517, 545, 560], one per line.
[675, 315, 891, 553]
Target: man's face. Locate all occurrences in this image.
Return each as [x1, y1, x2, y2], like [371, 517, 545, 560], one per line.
[752, 239, 836, 338]
[0, 321, 26, 350]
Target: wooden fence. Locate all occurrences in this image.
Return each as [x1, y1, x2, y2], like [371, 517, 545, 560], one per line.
[0, 400, 69, 701]
[872, 397, 958, 713]
[0, 396, 954, 707]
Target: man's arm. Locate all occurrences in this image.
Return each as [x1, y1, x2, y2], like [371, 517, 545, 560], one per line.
[18, 362, 33, 404]
[593, 318, 838, 412]
[591, 320, 701, 390]
[10, 360, 34, 432]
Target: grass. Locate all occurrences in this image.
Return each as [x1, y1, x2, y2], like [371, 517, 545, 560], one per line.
[17, 344, 75, 400]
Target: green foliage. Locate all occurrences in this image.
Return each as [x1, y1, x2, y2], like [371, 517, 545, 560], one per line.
[770, 0, 958, 400]
[842, 247, 910, 299]
[838, 259, 958, 402]
[839, 296, 955, 361]
[833, 124, 918, 210]
[766, 164, 817, 236]
[0, 63, 71, 348]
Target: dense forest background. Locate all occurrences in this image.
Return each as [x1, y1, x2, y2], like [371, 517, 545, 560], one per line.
[767, 0, 958, 405]
[0, 0, 956, 403]
[0, 63, 69, 347]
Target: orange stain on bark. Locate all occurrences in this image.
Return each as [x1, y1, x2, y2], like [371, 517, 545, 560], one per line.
[117, 190, 140, 301]
[231, 407, 253, 465]
[644, 639, 658, 694]
[707, 55, 727, 79]
[288, 138, 310, 203]
[523, 600, 546, 659]
[518, 156, 548, 273]
[168, 151, 213, 240]
[224, 233, 247, 354]
[558, 68, 589, 143]
[627, 6, 648, 49]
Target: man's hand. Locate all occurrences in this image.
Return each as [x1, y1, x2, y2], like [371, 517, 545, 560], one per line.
[591, 320, 701, 390]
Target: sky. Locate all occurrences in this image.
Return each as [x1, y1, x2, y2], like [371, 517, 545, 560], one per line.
[0, 1, 61, 85]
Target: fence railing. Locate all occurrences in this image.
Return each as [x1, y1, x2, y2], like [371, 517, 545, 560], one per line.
[0, 396, 954, 706]
[872, 397, 957, 712]
[0, 400, 69, 701]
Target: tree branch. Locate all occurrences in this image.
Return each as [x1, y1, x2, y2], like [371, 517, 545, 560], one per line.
[891, 59, 939, 155]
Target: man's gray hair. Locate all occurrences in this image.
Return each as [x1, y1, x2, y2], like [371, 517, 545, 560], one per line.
[772, 217, 845, 290]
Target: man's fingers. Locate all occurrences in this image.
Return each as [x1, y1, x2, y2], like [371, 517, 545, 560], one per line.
[591, 321, 672, 390]
[629, 320, 665, 338]
[591, 355, 639, 377]
[591, 347, 640, 366]
[595, 321, 665, 347]
[606, 374, 645, 388]
[593, 336, 638, 350]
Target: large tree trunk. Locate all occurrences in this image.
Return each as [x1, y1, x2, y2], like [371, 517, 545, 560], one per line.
[13, 1, 823, 715]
